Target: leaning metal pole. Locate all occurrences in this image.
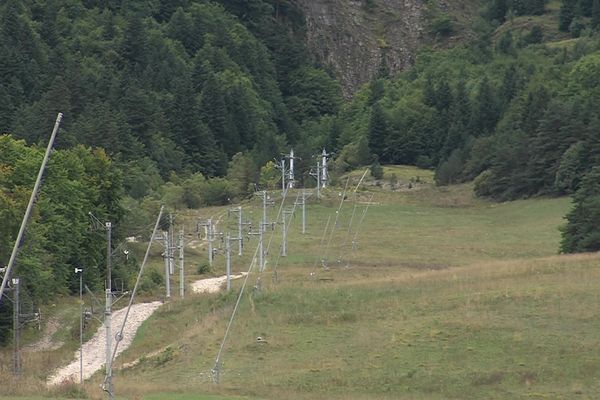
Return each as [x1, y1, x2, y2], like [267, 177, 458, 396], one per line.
[0, 113, 63, 303]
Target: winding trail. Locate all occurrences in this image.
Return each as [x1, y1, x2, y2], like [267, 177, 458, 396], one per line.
[47, 301, 162, 385]
[47, 272, 246, 385]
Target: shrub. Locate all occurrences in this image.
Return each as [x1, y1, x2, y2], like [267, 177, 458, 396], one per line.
[370, 161, 384, 179]
[431, 14, 454, 37]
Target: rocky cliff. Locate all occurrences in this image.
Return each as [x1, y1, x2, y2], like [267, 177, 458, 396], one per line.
[295, 0, 478, 98]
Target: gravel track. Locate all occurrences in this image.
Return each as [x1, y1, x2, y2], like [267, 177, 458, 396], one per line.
[190, 273, 247, 294]
[47, 301, 162, 385]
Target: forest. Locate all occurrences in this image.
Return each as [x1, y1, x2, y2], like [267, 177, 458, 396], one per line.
[2, 0, 600, 338]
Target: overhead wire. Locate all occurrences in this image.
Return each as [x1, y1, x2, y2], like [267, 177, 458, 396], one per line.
[321, 176, 350, 268]
[211, 239, 261, 383]
[105, 206, 164, 388]
[343, 193, 375, 268]
[271, 190, 301, 283]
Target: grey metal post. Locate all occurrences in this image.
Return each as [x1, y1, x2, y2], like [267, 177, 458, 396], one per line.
[104, 221, 113, 400]
[259, 224, 264, 272]
[179, 229, 184, 298]
[75, 268, 83, 385]
[163, 231, 171, 299]
[237, 206, 243, 256]
[226, 233, 231, 291]
[316, 161, 321, 199]
[281, 158, 286, 194]
[322, 149, 329, 188]
[289, 149, 295, 189]
[282, 211, 287, 257]
[208, 218, 214, 267]
[169, 213, 174, 275]
[302, 191, 306, 234]
[282, 209, 294, 257]
[0, 113, 62, 303]
[12, 278, 20, 376]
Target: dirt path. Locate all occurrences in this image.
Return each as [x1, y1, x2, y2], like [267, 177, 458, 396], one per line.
[190, 273, 247, 294]
[47, 301, 162, 386]
[23, 317, 63, 352]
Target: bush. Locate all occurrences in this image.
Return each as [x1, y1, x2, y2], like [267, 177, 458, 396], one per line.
[203, 178, 234, 205]
[435, 149, 464, 186]
[430, 14, 454, 37]
[416, 155, 432, 169]
[473, 170, 494, 197]
[197, 261, 211, 275]
[370, 161, 384, 179]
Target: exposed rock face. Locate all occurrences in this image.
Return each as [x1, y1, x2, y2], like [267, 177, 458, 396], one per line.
[296, 0, 427, 98]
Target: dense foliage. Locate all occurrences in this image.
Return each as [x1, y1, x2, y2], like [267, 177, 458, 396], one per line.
[0, 0, 341, 194]
[0, 135, 124, 307]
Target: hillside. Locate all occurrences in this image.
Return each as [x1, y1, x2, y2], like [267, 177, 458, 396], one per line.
[4, 0, 600, 396]
[5, 173, 596, 399]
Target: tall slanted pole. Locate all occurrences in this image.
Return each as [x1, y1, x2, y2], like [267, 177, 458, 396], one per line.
[104, 221, 113, 399]
[179, 229, 184, 298]
[0, 113, 62, 303]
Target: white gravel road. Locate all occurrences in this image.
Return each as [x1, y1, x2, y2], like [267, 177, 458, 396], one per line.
[47, 272, 243, 386]
[47, 301, 162, 386]
[190, 273, 247, 294]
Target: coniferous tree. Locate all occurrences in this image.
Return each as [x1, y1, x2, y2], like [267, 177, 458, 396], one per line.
[592, 0, 600, 29]
[423, 74, 437, 107]
[526, 100, 574, 194]
[560, 0, 577, 31]
[368, 103, 388, 160]
[489, 0, 508, 21]
[471, 76, 500, 136]
[561, 166, 600, 253]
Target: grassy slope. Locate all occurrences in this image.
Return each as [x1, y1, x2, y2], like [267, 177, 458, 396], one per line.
[5, 166, 596, 400]
[109, 167, 597, 400]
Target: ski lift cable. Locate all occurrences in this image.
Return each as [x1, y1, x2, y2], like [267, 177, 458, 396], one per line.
[212, 241, 261, 382]
[344, 193, 375, 267]
[271, 191, 301, 280]
[311, 215, 332, 275]
[336, 168, 370, 261]
[259, 187, 289, 277]
[321, 176, 350, 266]
[109, 206, 164, 367]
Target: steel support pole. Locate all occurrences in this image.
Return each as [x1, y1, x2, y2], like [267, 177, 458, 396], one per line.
[179, 229, 184, 299]
[226, 233, 231, 291]
[0, 113, 62, 303]
[13, 278, 20, 376]
[237, 207, 243, 256]
[164, 231, 170, 299]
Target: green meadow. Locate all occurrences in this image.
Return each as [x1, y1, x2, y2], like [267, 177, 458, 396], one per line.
[6, 167, 600, 400]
